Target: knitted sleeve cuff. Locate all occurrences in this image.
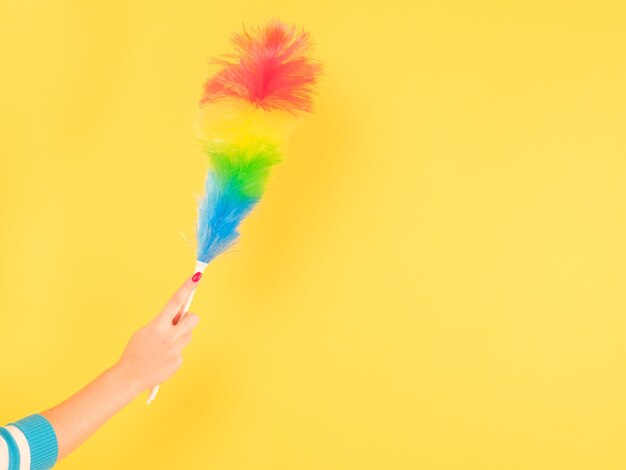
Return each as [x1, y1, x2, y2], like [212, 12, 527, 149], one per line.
[10, 415, 58, 470]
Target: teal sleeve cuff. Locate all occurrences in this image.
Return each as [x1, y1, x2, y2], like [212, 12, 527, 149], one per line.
[10, 414, 58, 470]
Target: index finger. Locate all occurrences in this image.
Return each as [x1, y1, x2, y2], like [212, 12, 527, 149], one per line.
[157, 272, 203, 324]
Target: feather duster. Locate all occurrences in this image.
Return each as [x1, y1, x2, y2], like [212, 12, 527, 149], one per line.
[148, 20, 321, 404]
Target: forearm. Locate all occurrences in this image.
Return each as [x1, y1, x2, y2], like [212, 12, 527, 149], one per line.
[41, 362, 140, 461]
[1, 274, 200, 468]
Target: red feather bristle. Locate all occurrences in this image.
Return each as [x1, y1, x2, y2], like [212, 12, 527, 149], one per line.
[200, 20, 321, 112]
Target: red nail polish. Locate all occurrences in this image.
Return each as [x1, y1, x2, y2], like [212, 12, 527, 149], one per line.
[192, 272, 202, 282]
[172, 312, 182, 325]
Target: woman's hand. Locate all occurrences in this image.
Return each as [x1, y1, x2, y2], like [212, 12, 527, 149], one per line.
[41, 273, 204, 461]
[115, 274, 202, 395]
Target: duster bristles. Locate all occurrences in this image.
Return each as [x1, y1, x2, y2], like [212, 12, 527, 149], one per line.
[195, 20, 320, 264]
[197, 142, 280, 263]
[200, 20, 321, 112]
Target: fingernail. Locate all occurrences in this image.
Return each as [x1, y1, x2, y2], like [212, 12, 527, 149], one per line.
[192, 272, 203, 282]
[172, 312, 181, 325]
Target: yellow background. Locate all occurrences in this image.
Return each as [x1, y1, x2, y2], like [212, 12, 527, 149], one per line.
[1, 1, 625, 469]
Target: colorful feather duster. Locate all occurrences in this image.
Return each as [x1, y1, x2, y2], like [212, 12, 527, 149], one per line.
[147, 20, 321, 404]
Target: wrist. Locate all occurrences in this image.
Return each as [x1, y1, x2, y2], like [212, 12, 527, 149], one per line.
[109, 361, 144, 401]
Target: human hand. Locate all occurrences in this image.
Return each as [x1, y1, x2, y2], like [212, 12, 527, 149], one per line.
[115, 274, 202, 396]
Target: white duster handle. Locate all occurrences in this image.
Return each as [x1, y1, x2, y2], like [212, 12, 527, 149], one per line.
[147, 260, 208, 405]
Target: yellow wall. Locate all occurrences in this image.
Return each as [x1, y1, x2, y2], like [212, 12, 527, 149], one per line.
[1, 1, 626, 468]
